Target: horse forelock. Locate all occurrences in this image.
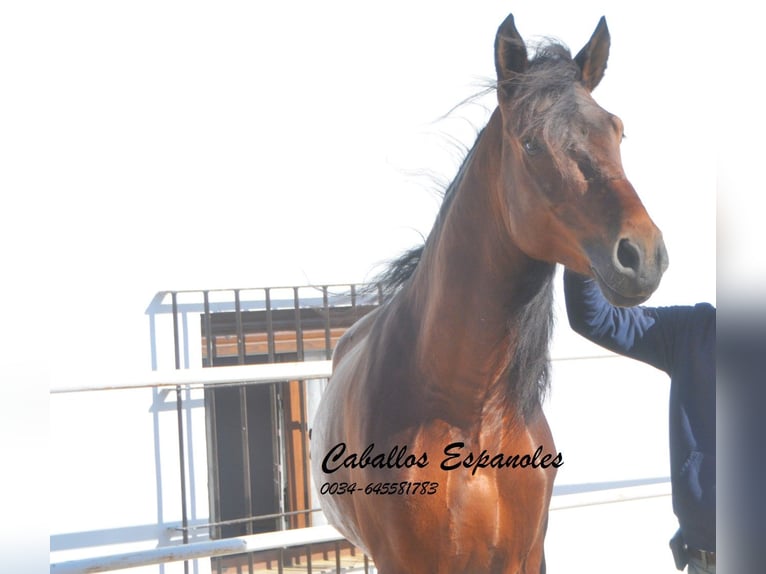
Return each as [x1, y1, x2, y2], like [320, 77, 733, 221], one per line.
[504, 42, 587, 157]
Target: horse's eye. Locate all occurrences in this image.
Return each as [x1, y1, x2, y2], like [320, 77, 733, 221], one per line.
[523, 138, 542, 156]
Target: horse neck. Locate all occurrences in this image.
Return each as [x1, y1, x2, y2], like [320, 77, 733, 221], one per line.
[405, 108, 555, 416]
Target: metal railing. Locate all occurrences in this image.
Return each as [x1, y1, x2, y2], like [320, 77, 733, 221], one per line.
[51, 479, 670, 574]
[50, 359, 366, 574]
[50, 360, 670, 574]
[52, 284, 662, 574]
[50, 361, 333, 394]
[157, 285, 380, 551]
[50, 525, 351, 574]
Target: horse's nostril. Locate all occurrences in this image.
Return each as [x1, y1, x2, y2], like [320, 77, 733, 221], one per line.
[616, 238, 641, 273]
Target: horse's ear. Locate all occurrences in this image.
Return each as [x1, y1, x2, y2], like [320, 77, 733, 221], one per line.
[574, 16, 610, 92]
[494, 13, 527, 100]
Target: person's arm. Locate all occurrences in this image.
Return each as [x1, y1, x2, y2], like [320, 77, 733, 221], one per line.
[563, 268, 674, 373]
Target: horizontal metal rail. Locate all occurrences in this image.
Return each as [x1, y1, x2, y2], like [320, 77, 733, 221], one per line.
[50, 525, 345, 574]
[49, 354, 623, 394]
[50, 361, 333, 394]
[549, 480, 671, 510]
[50, 482, 670, 574]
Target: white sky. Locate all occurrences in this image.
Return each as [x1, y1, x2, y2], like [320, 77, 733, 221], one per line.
[2, 1, 719, 303]
[7, 0, 753, 391]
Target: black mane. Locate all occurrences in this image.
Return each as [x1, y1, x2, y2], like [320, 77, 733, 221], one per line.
[506, 262, 555, 416]
[503, 42, 583, 152]
[371, 127, 482, 301]
[372, 244, 425, 301]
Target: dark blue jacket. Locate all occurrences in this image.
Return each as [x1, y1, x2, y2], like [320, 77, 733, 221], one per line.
[563, 269, 716, 552]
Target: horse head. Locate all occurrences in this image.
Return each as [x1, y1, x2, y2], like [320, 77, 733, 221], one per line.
[494, 14, 668, 306]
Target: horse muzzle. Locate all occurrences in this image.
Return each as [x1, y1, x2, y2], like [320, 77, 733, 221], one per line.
[589, 233, 669, 307]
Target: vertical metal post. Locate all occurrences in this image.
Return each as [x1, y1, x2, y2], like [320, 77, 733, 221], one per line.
[171, 292, 190, 574]
[290, 288, 304, 531]
[271, 382, 286, 531]
[293, 287, 304, 361]
[203, 291, 214, 366]
[267, 289, 284, 534]
[322, 286, 331, 359]
[298, 378, 310, 526]
[234, 290, 254, 535]
[234, 289, 246, 365]
[265, 288, 275, 362]
[203, 291, 222, 540]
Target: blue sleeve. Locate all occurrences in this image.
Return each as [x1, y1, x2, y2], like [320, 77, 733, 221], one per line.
[563, 269, 676, 374]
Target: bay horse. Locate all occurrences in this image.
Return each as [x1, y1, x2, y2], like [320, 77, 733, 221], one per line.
[311, 13, 667, 573]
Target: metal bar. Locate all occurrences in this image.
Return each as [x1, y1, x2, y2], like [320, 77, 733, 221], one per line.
[265, 288, 275, 362]
[335, 541, 341, 573]
[548, 481, 672, 510]
[239, 383, 254, 535]
[165, 283, 368, 295]
[51, 539, 246, 574]
[293, 287, 304, 360]
[51, 357, 626, 394]
[206, 387, 221, 540]
[234, 289, 245, 365]
[173, 506, 325, 532]
[322, 286, 331, 360]
[298, 380, 311, 526]
[51, 361, 334, 393]
[50, 525, 347, 574]
[272, 383, 287, 531]
[171, 292, 190, 574]
[203, 291, 223, 540]
[234, 293, 254, 536]
[203, 291, 214, 366]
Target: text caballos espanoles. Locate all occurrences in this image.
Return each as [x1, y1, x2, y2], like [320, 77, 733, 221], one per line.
[321, 442, 563, 476]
